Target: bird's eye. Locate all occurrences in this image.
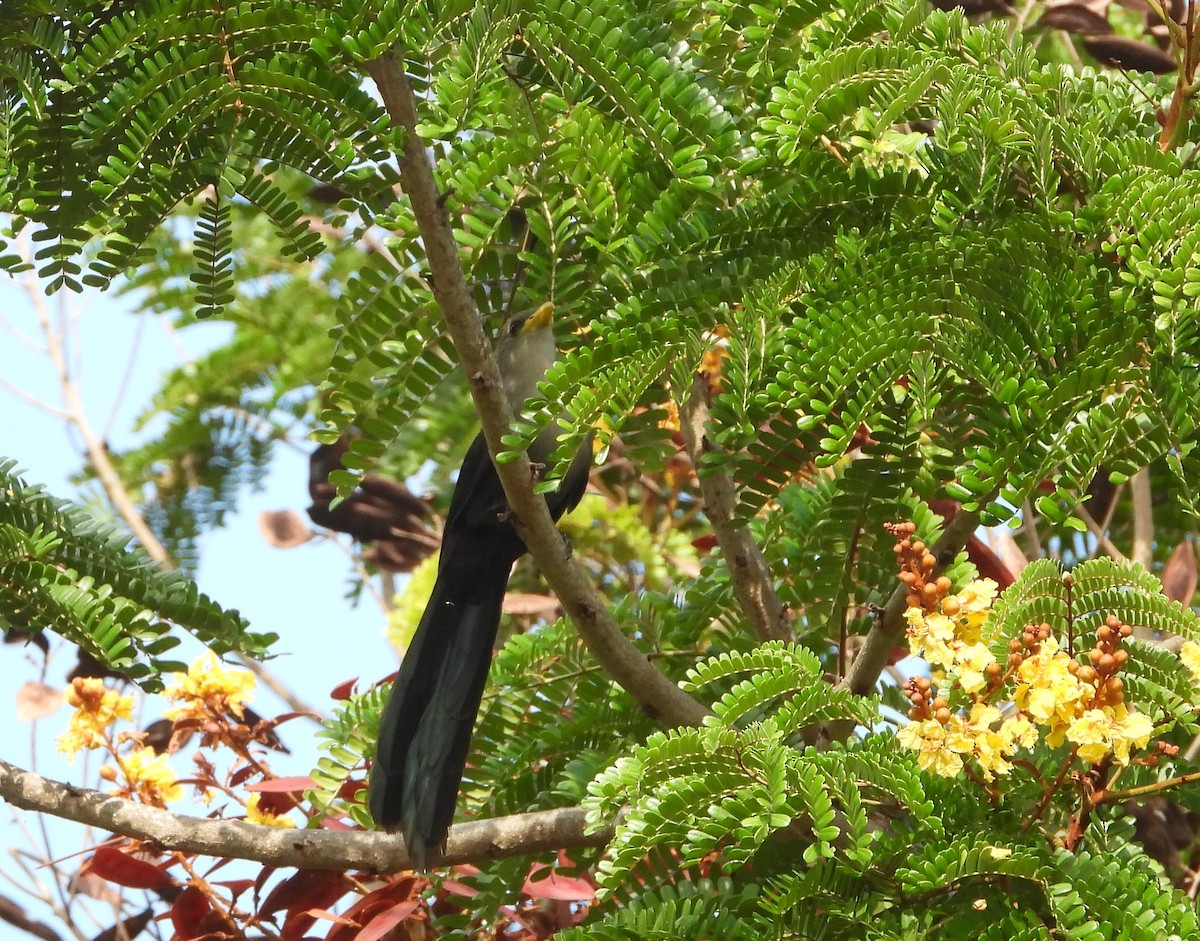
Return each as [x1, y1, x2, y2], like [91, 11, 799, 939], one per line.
[507, 318, 523, 337]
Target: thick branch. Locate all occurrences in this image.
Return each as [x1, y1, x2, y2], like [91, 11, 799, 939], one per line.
[678, 374, 792, 643]
[0, 759, 613, 872]
[843, 508, 980, 696]
[364, 52, 710, 728]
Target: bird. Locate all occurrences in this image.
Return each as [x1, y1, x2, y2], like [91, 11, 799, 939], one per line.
[368, 302, 592, 866]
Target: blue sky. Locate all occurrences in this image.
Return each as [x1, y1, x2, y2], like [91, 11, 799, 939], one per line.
[0, 272, 400, 938]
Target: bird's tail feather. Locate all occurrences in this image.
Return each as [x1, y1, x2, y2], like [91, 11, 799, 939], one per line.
[369, 545, 513, 866]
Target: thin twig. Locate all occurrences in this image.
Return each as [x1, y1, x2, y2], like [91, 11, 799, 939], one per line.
[100, 315, 146, 441]
[677, 373, 792, 644]
[0, 377, 72, 420]
[1075, 503, 1127, 562]
[1018, 500, 1042, 560]
[229, 653, 323, 721]
[23, 265, 174, 568]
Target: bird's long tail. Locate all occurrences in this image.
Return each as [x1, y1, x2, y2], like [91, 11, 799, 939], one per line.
[368, 544, 513, 866]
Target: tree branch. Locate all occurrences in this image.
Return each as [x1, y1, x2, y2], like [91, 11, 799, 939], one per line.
[1129, 467, 1153, 568]
[678, 374, 792, 643]
[0, 759, 614, 872]
[843, 508, 981, 696]
[23, 267, 173, 569]
[363, 51, 711, 728]
[0, 892, 62, 941]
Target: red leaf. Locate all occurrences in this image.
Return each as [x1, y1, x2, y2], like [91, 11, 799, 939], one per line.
[246, 777, 316, 793]
[438, 878, 477, 898]
[90, 906, 154, 941]
[372, 672, 398, 690]
[260, 870, 351, 919]
[357, 901, 421, 941]
[212, 879, 255, 900]
[886, 645, 910, 666]
[337, 778, 366, 802]
[87, 847, 174, 891]
[170, 887, 211, 941]
[229, 765, 256, 787]
[964, 533, 1016, 590]
[330, 678, 358, 700]
[304, 908, 358, 927]
[521, 864, 595, 902]
[274, 872, 355, 940]
[326, 878, 422, 941]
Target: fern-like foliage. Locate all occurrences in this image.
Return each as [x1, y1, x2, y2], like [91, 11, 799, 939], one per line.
[584, 643, 878, 892]
[0, 461, 273, 688]
[8, 0, 1200, 936]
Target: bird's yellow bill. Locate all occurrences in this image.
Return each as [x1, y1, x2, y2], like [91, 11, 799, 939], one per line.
[523, 301, 555, 332]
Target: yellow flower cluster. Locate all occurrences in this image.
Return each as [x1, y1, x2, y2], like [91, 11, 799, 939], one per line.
[163, 652, 255, 722]
[900, 580, 1158, 780]
[898, 703, 1037, 779]
[1012, 636, 1153, 763]
[57, 678, 135, 759]
[104, 747, 183, 806]
[904, 578, 999, 693]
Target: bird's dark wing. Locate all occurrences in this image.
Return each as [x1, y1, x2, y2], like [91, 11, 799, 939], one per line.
[369, 426, 590, 866]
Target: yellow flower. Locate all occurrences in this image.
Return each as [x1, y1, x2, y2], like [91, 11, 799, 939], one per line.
[950, 642, 997, 695]
[1013, 637, 1092, 737]
[905, 579, 1000, 680]
[1064, 704, 1155, 765]
[950, 579, 999, 641]
[245, 793, 296, 829]
[119, 747, 183, 806]
[899, 719, 964, 777]
[906, 609, 955, 666]
[56, 678, 135, 759]
[162, 652, 255, 721]
[999, 713, 1038, 750]
[1180, 641, 1200, 686]
[958, 704, 1012, 780]
[973, 726, 1014, 780]
[1066, 709, 1112, 764]
[901, 703, 1036, 782]
[1110, 706, 1155, 765]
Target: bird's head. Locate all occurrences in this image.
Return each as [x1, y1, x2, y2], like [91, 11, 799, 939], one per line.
[496, 301, 556, 406]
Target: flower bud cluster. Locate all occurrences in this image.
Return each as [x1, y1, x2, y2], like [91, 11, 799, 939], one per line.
[887, 522, 951, 611]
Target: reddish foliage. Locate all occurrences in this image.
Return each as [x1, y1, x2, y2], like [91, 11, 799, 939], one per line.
[338, 778, 366, 802]
[326, 876, 425, 941]
[169, 887, 217, 941]
[86, 847, 175, 891]
[259, 870, 355, 940]
[330, 678, 359, 700]
[1162, 541, 1197, 606]
[928, 499, 1016, 589]
[520, 864, 595, 902]
[357, 900, 421, 941]
[212, 880, 256, 900]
